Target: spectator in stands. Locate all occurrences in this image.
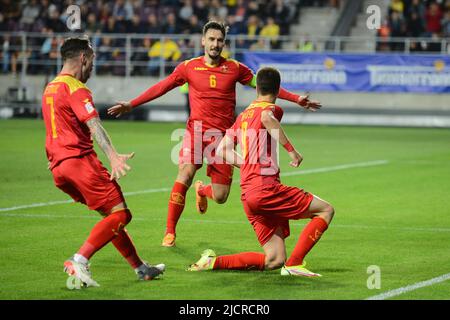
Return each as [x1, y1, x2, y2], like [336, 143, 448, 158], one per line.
[407, 0, 426, 23]
[209, 0, 228, 21]
[260, 17, 281, 49]
[425, 2, 443, 35]
[376, 19, 391, 52]
[131, 37, 152, 75]
[147, 37, 181, 75]
[86, 13, 102, 34]
[8, 35, 22, 75]
[246, 0, 261, 18]
[244, 15, 261, 47]
[97, 36, 113, 75]
[20, 0, 41, 32]
[129, 14, 146, 34]
[1, 0, 21, 26]
[406, 11, 425, 37]
[389, 0, 404, 15]
[0, 12, 6, 32]
[146, 13, 162, 34]
[406, 11, 425, 52]
[194, 0, 210, 24]
[46, 9, 65, 33]
[113, 0, 134, 21]
[226, 15, 243, 35]
[1, 34, 11, 74]
[298, 35, 315, 52]
[163, 12, 180, 34]
[179, 0, 195, 28]
[39, 27, 58, 75]
[184, 15, 203, 34]
[103, 16, 117, 33]
[442, 10, 450, 38]
[226, 0, 237, 15]
[269, 0, 291, 35]
[233, 0, 247, 23]
[99, 2, 112, 26]
[181, 15, 202, 56]
[389, 11, 406, 51]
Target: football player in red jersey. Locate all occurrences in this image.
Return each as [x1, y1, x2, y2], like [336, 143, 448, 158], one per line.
[188, 67, 334, 277]
[42, 37, 164, 287]
[108, 21, 321, 247]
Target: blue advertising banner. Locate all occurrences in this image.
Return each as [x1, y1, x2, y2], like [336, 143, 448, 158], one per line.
[243, 52, 450, 93]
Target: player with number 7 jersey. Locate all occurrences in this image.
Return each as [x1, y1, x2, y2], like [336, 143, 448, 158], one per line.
[107, 21, 322, 248]
[42, 37, 165, 287]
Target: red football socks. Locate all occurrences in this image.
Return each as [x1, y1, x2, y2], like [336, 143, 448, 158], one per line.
[165, 181, 189, 235]
[198, 184, 213, 199]
[78, 209, 132, 260]
[286, 216, 328, 266]
[111, 228, 143, 269]
[213, 252, 265, 271]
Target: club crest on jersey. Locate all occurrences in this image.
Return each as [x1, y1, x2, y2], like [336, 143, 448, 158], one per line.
[221, 65, 228, 73]
[84, 99, 94, 113]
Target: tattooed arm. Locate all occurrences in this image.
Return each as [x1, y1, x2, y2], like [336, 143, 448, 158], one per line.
[86, 117, 134, 180]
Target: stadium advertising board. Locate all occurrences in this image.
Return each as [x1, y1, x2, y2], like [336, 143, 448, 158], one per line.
[243, 52, 450, 93]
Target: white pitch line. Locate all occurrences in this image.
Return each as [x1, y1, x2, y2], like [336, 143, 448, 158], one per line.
[0, 160, 389, 213]
[281, 160, 389, 177]
[0, 188, 171, 213]
[366, 273, 450, 300]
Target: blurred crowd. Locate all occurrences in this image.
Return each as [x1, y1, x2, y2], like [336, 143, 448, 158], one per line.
[377, 0, 450, 52]
[0, 0, 309, 75]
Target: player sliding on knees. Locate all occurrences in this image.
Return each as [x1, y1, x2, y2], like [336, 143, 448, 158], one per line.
[188, 67, 333, 277]
[42, 37, 164, 287]
[108, 21, 321, 248]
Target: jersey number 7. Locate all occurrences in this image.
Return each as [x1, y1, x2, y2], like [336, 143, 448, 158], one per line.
[45, 96, 57, 138]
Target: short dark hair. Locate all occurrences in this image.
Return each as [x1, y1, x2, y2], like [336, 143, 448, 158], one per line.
[60, 36, 93, 61]
[256, 67, 281, 96]
[202, 21, 228, 38]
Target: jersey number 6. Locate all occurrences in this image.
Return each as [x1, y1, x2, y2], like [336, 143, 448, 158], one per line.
[209, 75, 217, 88]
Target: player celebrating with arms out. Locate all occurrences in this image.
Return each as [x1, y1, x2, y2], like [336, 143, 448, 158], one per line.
[188, 67, 334, 277]
[42, 36, 164, 287]
[108, 21, 321, 248]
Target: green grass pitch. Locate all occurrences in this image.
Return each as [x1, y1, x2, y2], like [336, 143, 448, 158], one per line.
[0, 119, 449, 300]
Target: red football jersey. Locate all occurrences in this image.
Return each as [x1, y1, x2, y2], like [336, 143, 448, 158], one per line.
[42, 73, 98, 170]
[227, 101, 284, 194]
[131, 56, 254, 132]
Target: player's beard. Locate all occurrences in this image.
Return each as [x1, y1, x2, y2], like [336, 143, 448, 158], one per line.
[208, 47, 222, 61]
[81, 64, 93, 83]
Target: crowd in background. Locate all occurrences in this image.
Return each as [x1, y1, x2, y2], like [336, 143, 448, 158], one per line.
[377, 0, 450, 52]
[0, 0, 309, 75]
[1, 0, 447, 76]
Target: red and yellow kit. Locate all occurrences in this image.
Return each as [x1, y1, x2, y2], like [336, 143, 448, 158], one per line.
[42, 73, 98, 170]
[227, 101, 314, 246]
[130, 56, 254, 185]
[131, 56, 254, 132]
[42, 74, 124, 212]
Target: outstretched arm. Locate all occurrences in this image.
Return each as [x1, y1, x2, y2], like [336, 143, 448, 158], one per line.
[107, 69, 186, 117]
[246, 75, 321, 112]
[260, 110, 303, 168]
[86, 117, 134, 180]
